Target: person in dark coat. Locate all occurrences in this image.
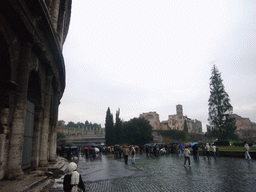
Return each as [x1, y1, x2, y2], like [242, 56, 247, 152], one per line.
[63, 162, 85, 192]
[192, 144, 198, 159]
[146, 146, 149, 157]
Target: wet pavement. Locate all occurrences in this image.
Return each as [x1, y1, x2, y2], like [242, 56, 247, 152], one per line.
[50, 153, 256, 192]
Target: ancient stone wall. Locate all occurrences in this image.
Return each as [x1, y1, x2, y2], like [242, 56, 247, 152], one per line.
[57, 126, 105, 136]
[140, 112, 161, 130]
[231, 114, 256, 139]
[0, 0, 71, 180]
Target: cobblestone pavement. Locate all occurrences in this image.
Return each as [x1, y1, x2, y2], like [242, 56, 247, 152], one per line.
[51, 153, 256, 192]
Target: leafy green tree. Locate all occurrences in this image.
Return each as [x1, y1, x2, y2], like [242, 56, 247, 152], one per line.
[85, 120, 89, 127]
[222, 114, 237, 140]
[57, 132, 66, 145]
[205, 125, 216, 140]
[77, 122, 84, 128]
[67, 121, 75, 127]
[157, 130, 186, 141]
[114, 108, 122, 144]
[105, 107, 114, 145]
[122, 118, 153, 146]
[208, 65, 236, 141]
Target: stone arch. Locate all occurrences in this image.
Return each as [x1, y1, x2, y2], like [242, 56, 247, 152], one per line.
[22, 70, 42, 169]
[27, 71, 42, 106]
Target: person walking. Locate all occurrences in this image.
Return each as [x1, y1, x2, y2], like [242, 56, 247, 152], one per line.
[123, 145, 130, 165]
[179, 143, 183, 157]
[202, 144, 206, 156]
[244, 141, 251, 160]
[175, 144, 179, 156]
[131, 147, 136, 164]
[212, 144, 217, 159]
[63, 162, 85, 192]
[146, 146, 149, 157]
[193, 144, 199, 160]
[205, 143, 210, 160]
[183, 146, 191, 166]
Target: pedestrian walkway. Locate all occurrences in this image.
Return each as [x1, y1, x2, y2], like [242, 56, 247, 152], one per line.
[0, 156, 69, 192]
[50, 153, 256, 192]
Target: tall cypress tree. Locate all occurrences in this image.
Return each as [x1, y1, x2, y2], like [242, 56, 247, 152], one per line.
[208, 65, 236, 141]
[105, 107, 114, 145]
[114, 108, 122, 144]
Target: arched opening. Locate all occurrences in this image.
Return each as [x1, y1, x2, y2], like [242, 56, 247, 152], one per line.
[0, 32, 11, 134]
[22, 71, 41, 169]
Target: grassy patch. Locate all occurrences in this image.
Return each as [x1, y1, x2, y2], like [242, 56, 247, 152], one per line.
[216, 146, 256, 151]
[190, 146, 256, 151]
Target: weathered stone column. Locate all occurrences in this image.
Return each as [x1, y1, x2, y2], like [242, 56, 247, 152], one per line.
[7, 43, 31, 179]
[50, 0, 60, 31]
[31, 106, 43, 168]
[0, 108, 9, 180]
[39, 76, 52, 167]
[48, 93, 60, 162]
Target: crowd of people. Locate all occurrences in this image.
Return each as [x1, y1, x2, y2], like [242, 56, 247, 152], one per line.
[57, 146, 80, 160]
[94, 142, 219, 166]
[62, 141, 252, 191]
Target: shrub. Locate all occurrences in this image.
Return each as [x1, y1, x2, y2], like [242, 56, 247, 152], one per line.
[214, 140, 230, 146]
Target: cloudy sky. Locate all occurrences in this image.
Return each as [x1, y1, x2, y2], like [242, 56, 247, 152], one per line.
[59, 0, 256, 132]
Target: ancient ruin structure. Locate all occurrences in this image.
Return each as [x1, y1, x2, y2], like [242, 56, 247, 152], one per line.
[57, 125, 105, 136]
[139, 112, 161, 130]
[231, 114, 256, 140]
[0, 0, 71, 180]
[140, 104, 202, 134]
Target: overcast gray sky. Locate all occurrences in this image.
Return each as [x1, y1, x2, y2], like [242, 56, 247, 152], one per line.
[59, 0, 256, 132]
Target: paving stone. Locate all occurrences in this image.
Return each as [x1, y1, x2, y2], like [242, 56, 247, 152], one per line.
[50, 154, 256, 192]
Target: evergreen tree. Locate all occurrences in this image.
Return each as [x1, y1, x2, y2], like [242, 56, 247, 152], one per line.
[105, 107, 114, 145]
[122, 118, 153, 146]
[208, 65, 236, 141]
[114, 108, 122, 144]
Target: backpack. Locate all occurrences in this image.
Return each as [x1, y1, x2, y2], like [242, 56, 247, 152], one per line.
[132, 149, 135, 155]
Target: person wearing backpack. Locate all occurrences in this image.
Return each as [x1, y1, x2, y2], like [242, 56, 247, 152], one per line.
[63, 162, 85, 192]
[131, 147, 136, 164]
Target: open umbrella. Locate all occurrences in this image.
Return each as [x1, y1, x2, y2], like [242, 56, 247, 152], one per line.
[191, 142, 198, 146]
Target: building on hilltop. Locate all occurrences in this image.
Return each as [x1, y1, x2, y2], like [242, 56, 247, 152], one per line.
[192, 119, 203, 134]
[231, 114, 256, 140]
[139, 112, 161, 130]
[0, 0, 72, 180]
[139, 104, 202, 134]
